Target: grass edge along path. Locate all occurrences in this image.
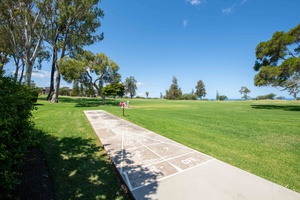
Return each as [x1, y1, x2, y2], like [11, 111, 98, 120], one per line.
[101, 98, 300, 193]
[34, 96, 300, 195]
[32, 98, 129, 200]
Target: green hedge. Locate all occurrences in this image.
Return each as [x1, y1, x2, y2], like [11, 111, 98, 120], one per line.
[0, 74, 36, 199]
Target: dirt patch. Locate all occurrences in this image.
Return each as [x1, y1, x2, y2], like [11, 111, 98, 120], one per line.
[15, 147, 54, 200]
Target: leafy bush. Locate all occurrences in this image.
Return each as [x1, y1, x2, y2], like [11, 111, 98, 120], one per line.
[218, 95, 228, 101]
[256, 93, 276, 100]
[181, 93, 197, 100]
[0, 74, 36, 199]
[31, 88, 39, 103]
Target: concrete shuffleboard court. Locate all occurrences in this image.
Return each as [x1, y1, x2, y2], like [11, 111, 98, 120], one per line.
[84, 110, 300, 200]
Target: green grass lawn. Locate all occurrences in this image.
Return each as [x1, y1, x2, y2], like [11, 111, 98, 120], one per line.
[33, 96, 300, 197]
[33, 97, 128, 200]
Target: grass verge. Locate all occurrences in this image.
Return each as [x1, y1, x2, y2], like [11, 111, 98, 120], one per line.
[102, 98, 300, 192]
[33, 96, 300, 194]
[33, 97, 128, 200]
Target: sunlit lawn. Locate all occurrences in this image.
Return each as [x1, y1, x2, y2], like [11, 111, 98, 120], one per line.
[33, 97, 128, 200]
[102, 98, 300, 192]
[33, 96, 300, 195]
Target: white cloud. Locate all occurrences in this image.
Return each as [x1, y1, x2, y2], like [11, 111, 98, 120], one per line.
[32, 70, 51, 78]
[241, 0, 249, 5]
[137, 82, 144, 87]
[182, 19, 188, 28]
[186, 0, 202, 6]
[222, 4, 236, 15]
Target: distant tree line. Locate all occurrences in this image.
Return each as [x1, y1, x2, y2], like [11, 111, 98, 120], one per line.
[255, 93, 276, 100]
[164, 76, 207, 100]
[0, 0, 106, 103]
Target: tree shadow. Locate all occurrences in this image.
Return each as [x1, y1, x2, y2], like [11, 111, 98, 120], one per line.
[54, 96, 120, 107]
[251, 104, 300, 111]
[37, 96, 120, 107]
[34, 130, 129, 199]
[109, 148, 161, 200]
[34, 103, 44, 106]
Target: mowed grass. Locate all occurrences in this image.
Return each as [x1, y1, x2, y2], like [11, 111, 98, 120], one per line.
[32, 97, 128, 200]
[102, 98, 300, 192]
[33, 96, 300, 196]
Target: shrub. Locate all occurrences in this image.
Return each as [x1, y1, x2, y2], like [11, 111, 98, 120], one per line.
[181, 93, 197, 100]
[218, 95, 228, 101]
[0, 74, 36, 199]
[256, 93, 276, 100]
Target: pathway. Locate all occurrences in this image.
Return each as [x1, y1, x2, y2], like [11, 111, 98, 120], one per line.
[84, 110, 300, 200]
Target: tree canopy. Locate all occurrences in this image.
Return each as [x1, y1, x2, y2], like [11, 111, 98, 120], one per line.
[239, 86, 251, 100]
[195, 80, 206, 100]
[165, 76, 182, 100]
[253, 23, 300, 99]
[124, 76, 137, 99]
[0, 0, 46, 85]
[102, 83, 125, 98]
[0, 0, 104, 101]
[43, 0, 104, 102]
[59, 51, 120, 104]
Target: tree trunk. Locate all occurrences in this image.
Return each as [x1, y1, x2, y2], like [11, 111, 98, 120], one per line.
[25, 61, 33, 86]
[51, 66, 60, 103]
[93, 84, 105, 104]
[19, 64, 25, 84]
[0, 52, 8, 72]
[101, 94, 105, 104]
[47, 46, 57, 101]
[13, 58, 20, 82]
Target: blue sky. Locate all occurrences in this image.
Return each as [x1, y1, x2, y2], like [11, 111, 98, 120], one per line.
[8, 0, 300, 99]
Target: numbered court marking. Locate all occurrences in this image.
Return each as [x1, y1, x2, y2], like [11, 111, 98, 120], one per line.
[84, 110, 214, 191]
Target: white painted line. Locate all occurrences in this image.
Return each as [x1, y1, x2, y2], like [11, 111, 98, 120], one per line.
[120, 131, 125, 173]
[122, 172, 133, 191]
[133, 138, 184, 172]
[131, 158, 216, 191]
[120, 151, 198, 174]
[157, 158, 216, 182]
[135, 135, 192, 150]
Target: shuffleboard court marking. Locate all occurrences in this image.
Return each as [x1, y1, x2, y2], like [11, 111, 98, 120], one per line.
[130, 158, 216, 191]
[131, 137, 184, 172]
[123, 171, 133, 191]
[84, 110, 300, 200]
[84, 110, 214, 191]
[93, 116, 214, 190]
[120, 130, 125, 173]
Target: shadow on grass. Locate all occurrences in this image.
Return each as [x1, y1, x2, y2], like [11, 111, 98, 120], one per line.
[34, 130, 129, 199]
[57, 96, 120, 107]
[251, 104, 300, 111]
[34, 103, 44, 106]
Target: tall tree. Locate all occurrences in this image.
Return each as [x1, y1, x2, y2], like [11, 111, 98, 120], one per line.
[59, 51, 121, 104]
[125, 76, 137, 99]
[195, 80, 206, 100]
[216, 90, 219, 100]
[253, 23, 300, 98]
[165, 76, 182, 100]
[0, 0, 45, 85]
[239, 86, 251, 100]
[41, 0, 104, 102]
